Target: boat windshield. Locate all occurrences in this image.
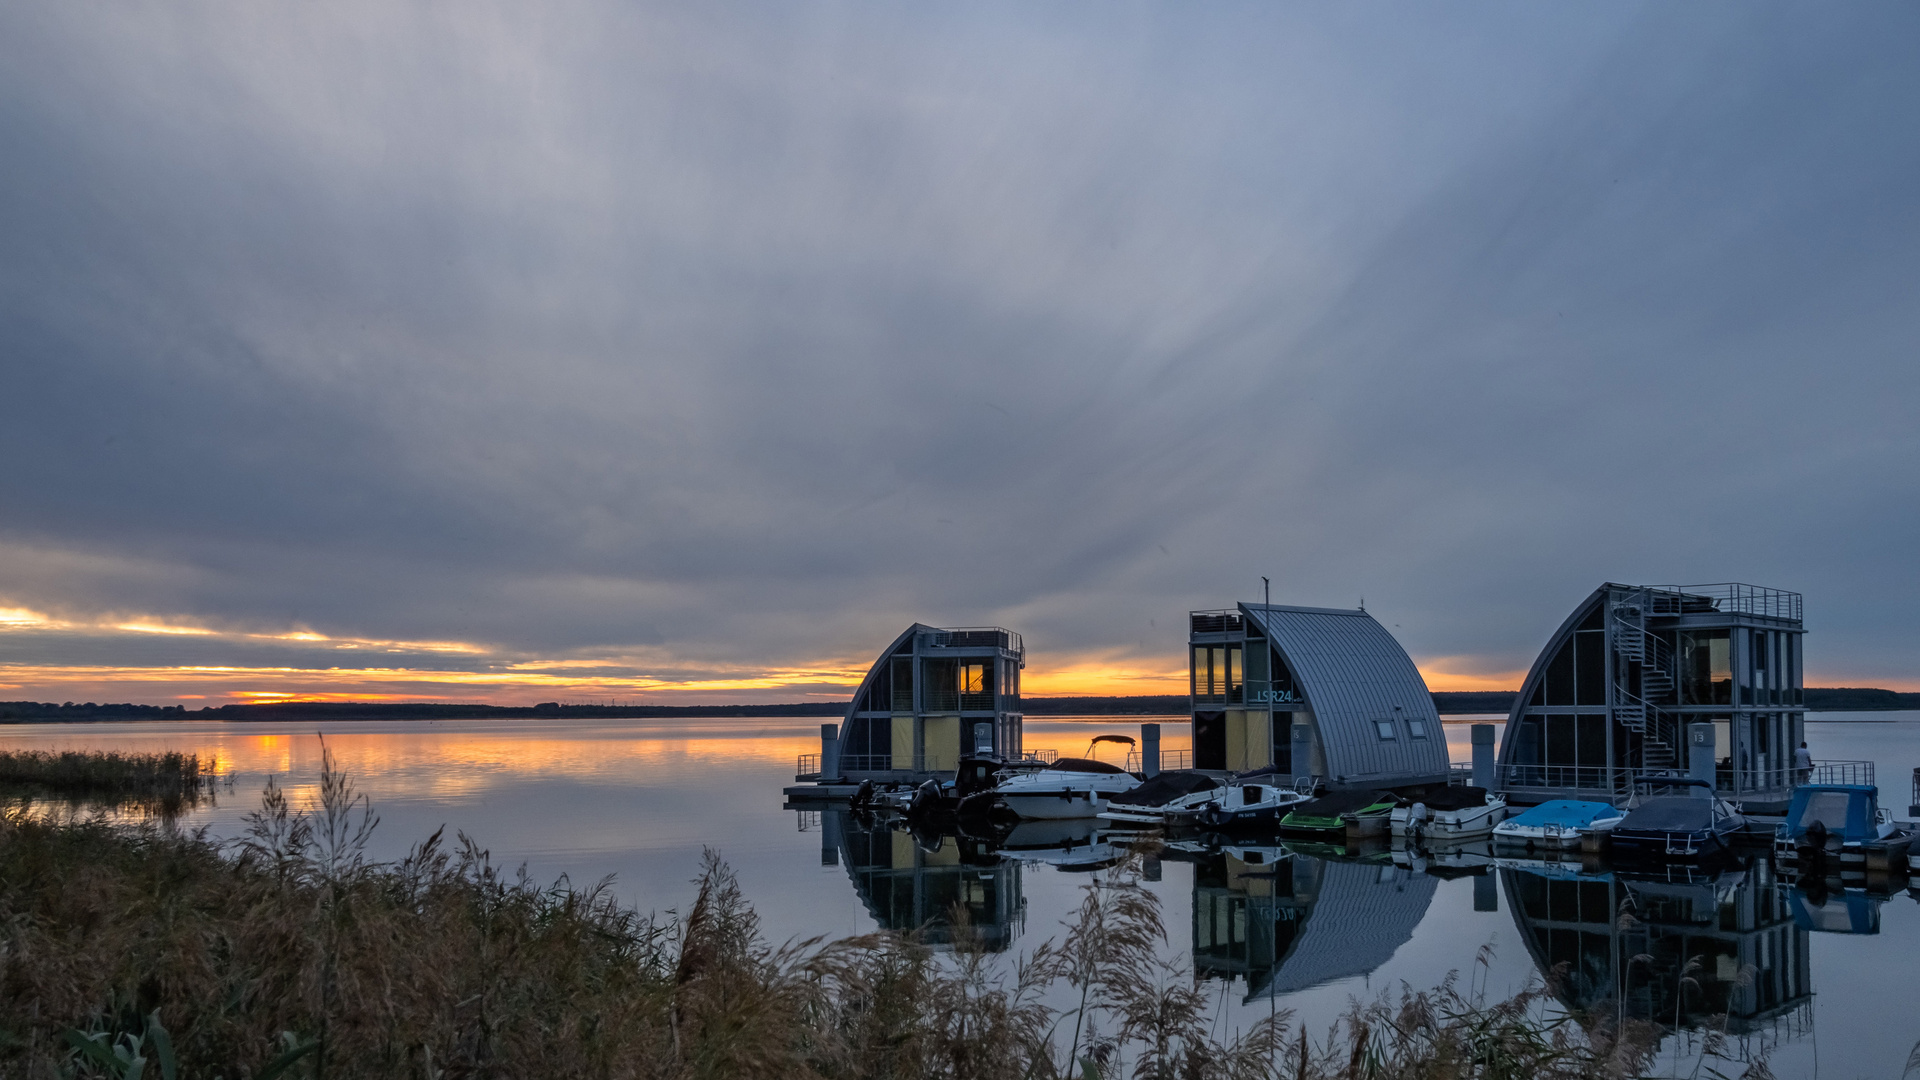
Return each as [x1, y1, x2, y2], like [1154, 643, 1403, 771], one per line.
[1794, 790, 1855, 833]
[1046, 757, 1127, 774]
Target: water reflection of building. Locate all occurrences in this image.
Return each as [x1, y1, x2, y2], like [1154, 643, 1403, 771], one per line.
[823, 810, 1024, 951]
[1502, 860, 1810, 1033]
[1189, 851, 1437, 1002]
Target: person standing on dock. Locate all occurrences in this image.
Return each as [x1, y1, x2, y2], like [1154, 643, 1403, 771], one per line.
[1794, 742, 1813, 786]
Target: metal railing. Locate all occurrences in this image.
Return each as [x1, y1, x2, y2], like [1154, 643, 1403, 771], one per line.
[1646, 583, 1802, 622]
[922, 627, 1024, 652]
[1126, 749, 1192, 772]
[796, 753, 820, 778]
[1019, 749, 1058, 764]
[1448, 764, 1474, 786]
[1189, 610, 1243, 634]
[1810, 760, 1873, 786]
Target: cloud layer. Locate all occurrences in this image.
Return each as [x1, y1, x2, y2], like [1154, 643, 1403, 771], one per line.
[3, 2, 1918, 702]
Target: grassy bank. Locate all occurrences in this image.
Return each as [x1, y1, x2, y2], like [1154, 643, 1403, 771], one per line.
[0, 760, 1691, 1079]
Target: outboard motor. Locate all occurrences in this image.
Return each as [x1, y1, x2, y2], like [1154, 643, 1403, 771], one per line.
[1798, 819, 1829, 865]
[850, 779, 876, 811]
[910, 778, 943, 815]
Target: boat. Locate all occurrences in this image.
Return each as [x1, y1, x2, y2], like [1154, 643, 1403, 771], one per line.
[1775, 783, 1913, 873]
[1608, 779, 1746, 862]
[1276, 789, 1395, 838]
[1785, 886, 1882, 935]
[1097, 770, 1224, 825]
[989, 756, 1139, 820]
[1390, 786, 1508, 842]
[1491, 799, 1625, 852]
[1197, 774, 1315, 830]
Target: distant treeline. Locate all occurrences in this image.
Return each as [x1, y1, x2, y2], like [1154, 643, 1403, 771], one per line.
[5, 686, 1916, 723]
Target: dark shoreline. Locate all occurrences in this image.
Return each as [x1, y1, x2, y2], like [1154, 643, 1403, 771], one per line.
[6, 685, 1917, 723]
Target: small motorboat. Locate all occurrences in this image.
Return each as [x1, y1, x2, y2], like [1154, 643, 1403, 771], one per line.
[1776, 783, 1914, 873]
[1491, 799, 1625, 852]
[1098, 770, 1224, 825]
[1196, 775, 1314, 830]
[1608, 779, 1746, 862]
[1276, 789, 1395, 838]
[990, 756, 1139, 820]
[1391, 786, 1508, 842]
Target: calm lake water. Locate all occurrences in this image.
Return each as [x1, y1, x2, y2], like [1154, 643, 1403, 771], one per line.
[4, 712, 1918, 1075]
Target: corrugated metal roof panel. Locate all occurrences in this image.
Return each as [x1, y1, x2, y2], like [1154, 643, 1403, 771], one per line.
[1243, 603, 1450, 786]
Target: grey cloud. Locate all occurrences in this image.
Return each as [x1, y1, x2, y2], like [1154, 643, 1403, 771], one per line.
[1, 1, 1916, 687]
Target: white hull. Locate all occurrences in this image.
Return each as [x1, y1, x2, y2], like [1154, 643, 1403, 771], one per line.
[1002, 792, 1110, 819]
[1492, 825, 1584, 851]
[1392, 799, 1509, 840]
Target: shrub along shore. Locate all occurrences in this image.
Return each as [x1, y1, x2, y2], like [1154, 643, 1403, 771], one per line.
[2, 754, 1733, 1079]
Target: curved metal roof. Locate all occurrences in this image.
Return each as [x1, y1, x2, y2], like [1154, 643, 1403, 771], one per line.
[1242, 603, 1449, 785]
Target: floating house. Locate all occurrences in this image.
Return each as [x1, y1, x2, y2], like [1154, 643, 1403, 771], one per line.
[833, 624, 1025, 781]
[1188, 603, 1449, 790]
[1496, 583, 1804, 806]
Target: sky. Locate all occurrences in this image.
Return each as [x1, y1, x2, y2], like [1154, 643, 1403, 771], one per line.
[2, 1, 1918, 706]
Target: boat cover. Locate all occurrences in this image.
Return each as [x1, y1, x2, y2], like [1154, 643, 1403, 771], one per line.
[1398, 786, 1488, 812]
[1110, 771, 1220, 806]
[1046, 757, 1128, 774]
[1290, 789, 1393, 818]
[1618, 796, 1720, 833]
[1505, 800, 1619, 829]
[1782, 785, 1878, 842]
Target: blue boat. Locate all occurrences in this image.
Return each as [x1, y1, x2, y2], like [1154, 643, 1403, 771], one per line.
[1775, 783, 1912, 872]
[1490, 799, 1625, 851]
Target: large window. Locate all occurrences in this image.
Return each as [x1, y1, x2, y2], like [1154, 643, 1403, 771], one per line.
[959, 661, 993, 711]
[1530, 625, 1607, 707]
[1192, 644, 1242, 705]
[1681, 630, 1731, 706]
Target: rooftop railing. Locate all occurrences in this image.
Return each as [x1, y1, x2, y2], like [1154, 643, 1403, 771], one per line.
[1189, 610, 1244, 634]
[922, 627, 1023, 652]
[1631, 583, 1802, 622]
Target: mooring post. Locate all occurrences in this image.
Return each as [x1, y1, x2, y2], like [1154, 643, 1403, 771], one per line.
[1473, 873, 1498, 912]
[1688, 723, 1715, 798]
[1471, 724, 1496, 790]
[1141, 723, 1161, 778]
[820, 723, 840, 780]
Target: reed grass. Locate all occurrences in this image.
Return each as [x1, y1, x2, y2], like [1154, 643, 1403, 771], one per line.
[0, 752, 1709, 1079]
[0, 748, 215, 806]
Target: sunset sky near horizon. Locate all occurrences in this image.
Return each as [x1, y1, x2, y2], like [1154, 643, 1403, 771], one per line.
[3, 3, 1919, 708]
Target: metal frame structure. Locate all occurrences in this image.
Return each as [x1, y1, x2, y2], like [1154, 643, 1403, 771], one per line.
[835, 623, 1025, 781]
[1187, 602, 1450, 790]
[1496, 582, 1806, 806]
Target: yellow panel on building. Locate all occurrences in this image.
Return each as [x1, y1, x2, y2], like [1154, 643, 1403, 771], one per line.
[892, 714, 915, 771]
[922, 715, 961, 774]
[1224, 711, 1247, 772]
[1246, 708, 1271, 770]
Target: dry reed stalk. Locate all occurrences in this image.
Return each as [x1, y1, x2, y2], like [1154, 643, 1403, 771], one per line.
[0, 758, 1721, 1079]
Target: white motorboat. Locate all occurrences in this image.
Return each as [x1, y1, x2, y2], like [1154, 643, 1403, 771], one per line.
[1391, 787, 1509, 841]
[1491, 799, 1625, 851]
[1098, 770, 1224, 824]
[1197, 777, 1315, 829]
[994, 756, 1140, 820]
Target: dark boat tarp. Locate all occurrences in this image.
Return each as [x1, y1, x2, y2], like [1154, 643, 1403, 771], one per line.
[1291, 789, 1392, 818]
[1618, 796, 1717, 833]
[1397, 786, 1488, 812]
[1113, 771, 1220, 806]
